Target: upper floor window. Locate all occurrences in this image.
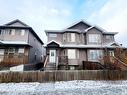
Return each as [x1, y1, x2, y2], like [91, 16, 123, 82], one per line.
[88, 34, 101, 44]
[71, 33, 75, 42]
[67, 33, 76, 42]
[49, 34, 57, 37]
[21, 30, 25, 36]
[106, 35, 113, 39]
[9, 29, 15, 35]
[68, 49, 76, 59]
[63, 33, 66, 42]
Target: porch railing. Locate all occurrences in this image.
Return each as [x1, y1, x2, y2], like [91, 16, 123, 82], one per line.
[0, 55, 28, 67]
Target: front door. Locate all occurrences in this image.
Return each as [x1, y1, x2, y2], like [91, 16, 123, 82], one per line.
[49, 50, 56, 63]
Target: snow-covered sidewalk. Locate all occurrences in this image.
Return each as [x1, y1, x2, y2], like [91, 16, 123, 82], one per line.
[0, 80, 127, 95]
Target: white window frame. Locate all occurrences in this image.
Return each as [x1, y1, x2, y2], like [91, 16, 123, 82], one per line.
[70, 66, 75, 70]
[106, 35, 113, 39]
[88, 50, 103, 61]
[8, 47, 15, 54]
[68, 49, 76, 59]
[109, 51, 114, 56]
[21, 30, 25, 36]
[0, 49, 4, 55]
[9, 29, 15, 35]
[88, 34, 101, 44]
[71, 33, 75, 42]
[18, 48, 24, 53]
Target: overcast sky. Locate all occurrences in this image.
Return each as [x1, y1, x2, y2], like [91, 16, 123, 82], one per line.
[0, 0, 127, 45]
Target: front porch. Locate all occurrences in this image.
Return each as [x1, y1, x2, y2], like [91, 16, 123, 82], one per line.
[0, 46, 29, 68]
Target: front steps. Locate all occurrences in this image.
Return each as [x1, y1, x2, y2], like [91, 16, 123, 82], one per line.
[44, 63, 57, 70]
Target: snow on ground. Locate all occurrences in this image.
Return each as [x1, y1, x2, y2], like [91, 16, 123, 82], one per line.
[0, 80, 127, 95]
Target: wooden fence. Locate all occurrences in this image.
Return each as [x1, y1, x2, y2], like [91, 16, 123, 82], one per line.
[0, 70, 127, 83]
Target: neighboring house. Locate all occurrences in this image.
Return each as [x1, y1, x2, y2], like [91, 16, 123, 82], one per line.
[0, 19, 44, 68]
[45, 20, 126, 70]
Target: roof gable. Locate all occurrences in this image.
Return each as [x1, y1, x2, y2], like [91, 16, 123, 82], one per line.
[85, 26, 105, 33]
[47, 40, 60, 48]
[105, 42, 121, 47]
[111, 43, 120, 46]
[66, 20, 91, 31]
[85, 26, 118, 35]
[4, 19, 29, 27]
[1, 20, 44, 45]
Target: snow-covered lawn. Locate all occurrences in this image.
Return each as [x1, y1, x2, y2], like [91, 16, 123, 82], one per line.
[0, 80, 127, 95]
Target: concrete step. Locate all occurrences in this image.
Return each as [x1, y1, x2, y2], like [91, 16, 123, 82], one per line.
[44, 63, 57, 70]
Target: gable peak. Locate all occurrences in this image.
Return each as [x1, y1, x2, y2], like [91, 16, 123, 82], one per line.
[4, 19, 29, 27]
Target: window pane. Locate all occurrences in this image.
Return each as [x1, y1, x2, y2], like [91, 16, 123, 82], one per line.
[0, 49, 4, 55]
[51, 52, 54, 56]
[68, 49, 76, 59]
[71, 33, 75, 42]
[89, 34, 101, 44]
[109, 51, 114, 56]
[8, 48, 15, 53]
[18, 48, 24, 53]
[63, 33, 66, 42]
[21, 30, 25, 36]
[88, 50, 103, 61]
[11, 29, 15, 35]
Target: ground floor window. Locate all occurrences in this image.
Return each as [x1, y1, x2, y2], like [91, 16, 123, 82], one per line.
[0, 49, 4, 55]
[88, 50, 103, 61]
[69, 66, 75, 70]
[3, 47, 25, 57]
[18, 48, 24, 53]
[109, 51, 114, 56]
[68, 49, 76, 59]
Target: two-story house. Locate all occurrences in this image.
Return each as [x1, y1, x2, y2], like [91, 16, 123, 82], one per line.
[0, 19, 44, 68]
[45, 20, 126, 70]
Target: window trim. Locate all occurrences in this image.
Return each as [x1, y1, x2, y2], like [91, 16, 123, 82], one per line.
[21, 30, 25, 36]
[0, 49, 4, 55]
[68, 49, 76, 59]
[18, 48, 24, 53]
[109, 51, 114, 56]
[9, 29, 15, 36]
[88, 50, 103, 61]
[88, 34, 101, 44]
[71, 33, 75, 42]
